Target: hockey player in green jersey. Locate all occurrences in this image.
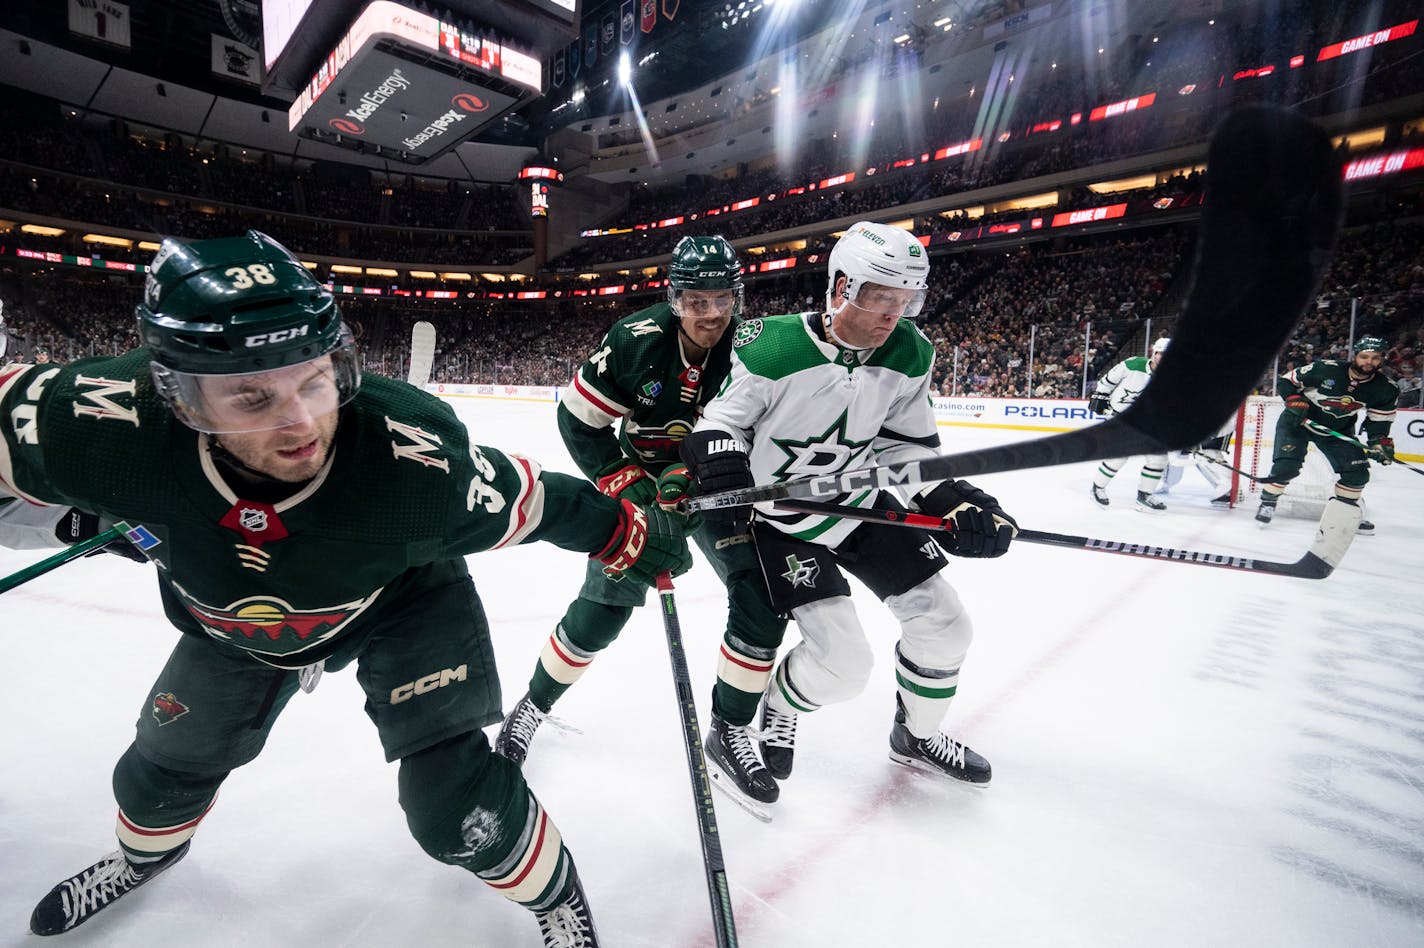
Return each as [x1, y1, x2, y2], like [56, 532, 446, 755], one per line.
[676, 222, 1018, 817]
[1088, 337, 1172, 512]
[1255, 335, 1399, 535]
[496, 236, 786, 785]
[0, 232, 693, 947]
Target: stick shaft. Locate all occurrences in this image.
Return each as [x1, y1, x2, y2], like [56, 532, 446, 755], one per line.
[0, 526, 123, 595]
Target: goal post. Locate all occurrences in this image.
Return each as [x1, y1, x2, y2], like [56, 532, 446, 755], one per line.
[1227, 395, 1336, 518]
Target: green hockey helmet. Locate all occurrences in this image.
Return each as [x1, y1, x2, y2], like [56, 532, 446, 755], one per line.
[138, 230, 361, 434]
[1354, 335, 1387, 355]
[667, 235, 744, 319]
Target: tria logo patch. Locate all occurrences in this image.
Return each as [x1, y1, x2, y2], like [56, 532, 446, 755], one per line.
[151, 692, 189, 726]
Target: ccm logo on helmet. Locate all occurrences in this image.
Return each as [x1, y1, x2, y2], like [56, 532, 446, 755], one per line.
[390, 664, 468, 704]
[244, 326, 310, 348]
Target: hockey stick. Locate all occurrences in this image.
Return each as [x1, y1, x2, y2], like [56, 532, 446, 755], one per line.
[408, 320, 436, 387]
[0, 526, 123, 595]
[684, 106, 1344, 513]
[1301, 419, 1424, 477]
[1190, 448, 1267, 483]
[654, 572, 739, 948]
[772, 499, 1361, 579]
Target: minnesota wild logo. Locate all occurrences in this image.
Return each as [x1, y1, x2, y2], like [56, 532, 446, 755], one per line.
[733, 319, 763, 348]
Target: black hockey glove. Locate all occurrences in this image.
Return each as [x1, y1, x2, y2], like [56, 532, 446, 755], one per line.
[679, 429, 753, 533]
[593, 499, 694, 586]
[54, 508, 147, 563]
[1088, 393, 1111, 416]
[915, 480, 1018, 559]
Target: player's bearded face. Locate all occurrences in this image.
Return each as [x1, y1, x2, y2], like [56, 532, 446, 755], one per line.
[1352, 351, 1383, 376]
[676, 290, 735, 348]
[203, 358, 341, 482]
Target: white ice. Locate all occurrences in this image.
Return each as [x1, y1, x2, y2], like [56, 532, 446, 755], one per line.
[2, 397, 1421, 948]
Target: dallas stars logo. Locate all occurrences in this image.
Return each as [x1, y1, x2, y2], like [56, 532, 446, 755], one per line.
[770, 411, 872, 479]
[781, 554, 820, 589]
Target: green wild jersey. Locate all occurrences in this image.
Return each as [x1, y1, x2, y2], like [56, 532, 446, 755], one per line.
[0, 352, 621, 667]
[696, 312, 941, 547]
[1095, 356, 1151, 415]
[1279, 359, 1399, 440]
[558, 301, 734, 480]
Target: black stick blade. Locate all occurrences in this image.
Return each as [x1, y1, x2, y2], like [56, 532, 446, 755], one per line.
[1122, 105, 1344, 450]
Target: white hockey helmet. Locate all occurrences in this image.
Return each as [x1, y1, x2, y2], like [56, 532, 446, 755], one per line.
[826, 221, 931, 321]
[1151, 337, 1171, 355]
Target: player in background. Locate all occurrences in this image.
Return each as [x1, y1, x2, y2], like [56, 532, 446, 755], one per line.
[0, 231, 693, 947]
[676, 222, 1017, 818]
[1088, 336, 1171, 512]
[495, 237, 786, 794]
[1255, 335, 1398, 535]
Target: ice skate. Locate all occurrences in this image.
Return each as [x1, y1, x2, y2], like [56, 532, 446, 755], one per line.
[1210, 492, 1232, 507]
[1134, 491, 1167, 514]
[30, 842, 190, 936]
[1090, 485, 1110, 508]
[496, 692, 548, 766]
[704, 715, 779, 821]
[1255, 496, 1277, 526]
[888, 697, 990, 785]
[757, 699, 798, 780]
[535, 861, 600, 948]
[1357, 519, 1375, 536]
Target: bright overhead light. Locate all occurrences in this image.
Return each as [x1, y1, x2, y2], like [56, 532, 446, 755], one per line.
[83, 233, 132, 248]
[330, 264, 362, 275]
[20, 224, 65, 237]
[894, 33, 911, 44]
[617, 51, 631, 87]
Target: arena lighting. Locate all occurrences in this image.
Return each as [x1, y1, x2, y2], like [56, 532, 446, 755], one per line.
[20, 224, 66, 237]
[138, 241, 162, 252]
[82, 234, 134, 249]
[617, 51, 631, 87]
[301, 261, 319, 269]
[409, 270, 439, 279]
[365, 267, 399, 277]
[439, 272, 472, 281]
[330, 264, 363, 274]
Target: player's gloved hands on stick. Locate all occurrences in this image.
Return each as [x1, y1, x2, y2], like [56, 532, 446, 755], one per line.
[1366, 437, 1395, 465]
[1281, 394, 1310, 430]
[680, 429, 753, 534]
[595, 462, 659, 506]
[593, 499, 694, 586]
[915, 479, 1018, 558]
[1088, 393, 1111, 416]
[54, 508, 147, 563]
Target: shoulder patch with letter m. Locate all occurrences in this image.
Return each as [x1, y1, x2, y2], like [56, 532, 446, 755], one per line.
[386, 417, 450, 473]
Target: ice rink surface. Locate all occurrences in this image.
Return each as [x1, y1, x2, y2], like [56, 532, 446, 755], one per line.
[2, 396, 1421, 948]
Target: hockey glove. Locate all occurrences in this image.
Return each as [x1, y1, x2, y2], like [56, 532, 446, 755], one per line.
[1366, 437, 1396, 465]
[1087, 393, 1112, 417]
[54, 508, 147, 563]
[595, 462, 659, 506]
[680, 429, 753, 533]
[1281, 394, 1310, 429]
[915, 479, 1018, 559]
[593, 499, 693, 586]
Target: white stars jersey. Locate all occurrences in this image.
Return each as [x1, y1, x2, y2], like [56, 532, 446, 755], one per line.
[696, 312, 941, 547]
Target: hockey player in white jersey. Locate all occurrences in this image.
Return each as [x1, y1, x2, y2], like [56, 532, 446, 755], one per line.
[673, 222, 1017, 816]
[1088, 337, 1172, 512]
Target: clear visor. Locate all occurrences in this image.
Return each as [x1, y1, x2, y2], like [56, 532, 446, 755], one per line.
[153, 342, 361, 434]
[846, 282, 928, 321]
[669, 286, 744, 320]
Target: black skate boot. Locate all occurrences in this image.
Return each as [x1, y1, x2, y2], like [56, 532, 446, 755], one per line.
[1255, 494, 1278, 526]
[1357, 519, 1375, 536]
[1134, 490, 1167, 513]
[888, 697, 991, 785]
[705, 714, 779, 821]
[1090, 484, 1110, 508]
[757, 699, 798, 780]
[30, 842, 190, 936]
[496, 692, 548, 766]
[535, 861, 600, 948]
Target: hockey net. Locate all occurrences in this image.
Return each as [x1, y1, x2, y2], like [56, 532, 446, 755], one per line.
[1228, 395, 1336, 518]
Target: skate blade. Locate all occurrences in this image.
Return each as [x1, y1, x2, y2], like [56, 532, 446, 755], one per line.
[542, 714, 583, 737]
[708, 771, 775, 822]
[888, 751, 992, 786]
